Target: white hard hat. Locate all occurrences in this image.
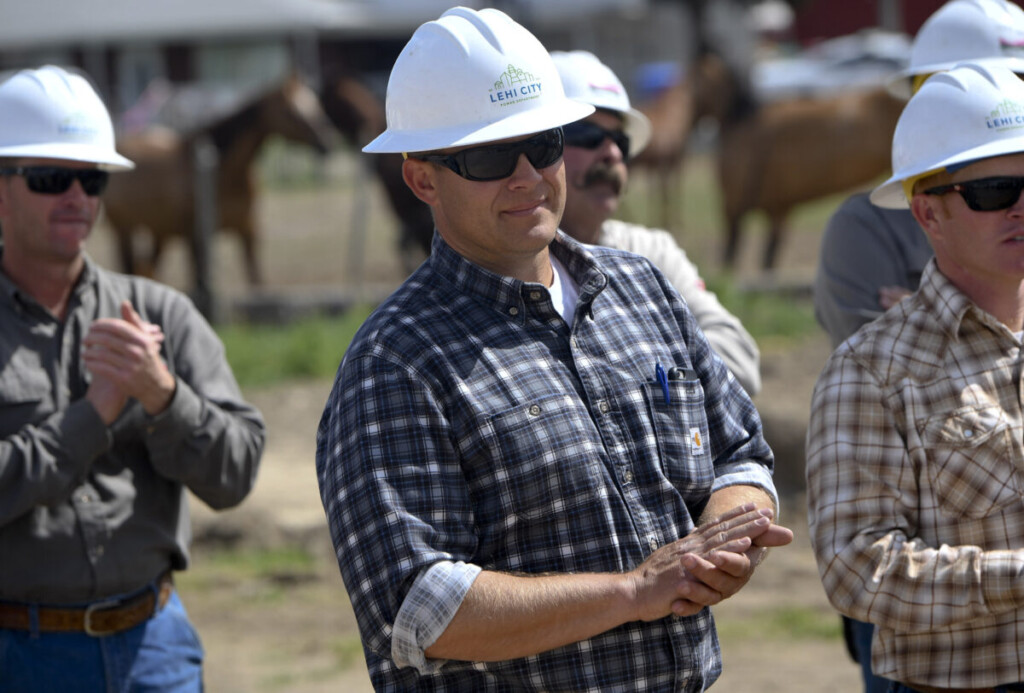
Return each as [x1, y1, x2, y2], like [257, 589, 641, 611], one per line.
[0, 65, 133, 170]
[872, 62, 1024, 208]
[363, 7, 594, 154]
[550, 50, 653, 158]
[890, 0, 1024, 92]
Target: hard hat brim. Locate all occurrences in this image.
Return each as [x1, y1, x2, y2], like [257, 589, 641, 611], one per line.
[887, 55, 1024, 99]
[363, 102, 595, 154]
[0, 142, 134, 171]
[871, 131, 1024, 208]
[623, 107, 652, 159]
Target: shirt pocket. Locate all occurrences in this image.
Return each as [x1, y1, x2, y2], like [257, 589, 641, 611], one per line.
[0, 353, 52, 438]
[644, 377, 714, 506]
[918, 405, 1021, 518]
[484, 395, 603, 523]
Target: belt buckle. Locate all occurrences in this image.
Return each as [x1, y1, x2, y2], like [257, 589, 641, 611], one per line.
[83, 598, 122, 637]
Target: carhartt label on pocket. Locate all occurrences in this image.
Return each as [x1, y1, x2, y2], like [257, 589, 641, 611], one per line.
[689, 427, 704, 455]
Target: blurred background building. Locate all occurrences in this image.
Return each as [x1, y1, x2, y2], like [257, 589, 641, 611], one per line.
[0, 0, 966, 120]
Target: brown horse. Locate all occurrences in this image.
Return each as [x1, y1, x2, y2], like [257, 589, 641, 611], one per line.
[103, 74, 338, 286]
[628, 70, 697, 232]
[318, 71, 434, 273]
[695, 53, 905, 271]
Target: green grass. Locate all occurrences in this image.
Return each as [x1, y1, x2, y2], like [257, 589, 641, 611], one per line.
[217, 306, 374, 388]
[215, 286, 817, 387]
[707, 277, 819, 346]
[198, 545, 317, 578]
[716, 605, 843, 642]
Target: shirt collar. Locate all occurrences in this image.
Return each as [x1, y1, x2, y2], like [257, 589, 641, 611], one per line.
[426, 230, 607, 318]
[0, 249, 98, 313]
[917, 258, 1013, 341]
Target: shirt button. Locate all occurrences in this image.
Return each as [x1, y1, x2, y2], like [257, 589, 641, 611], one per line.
[79, 493, 91, 503]
[598, 401, 610, 414]
[649, 537, 658, 552]
[528, 404, 541, 416]
[623, 469, 634, 483]
[509, 306, 519, 316]
[93, 546, 105, 558]
[529, 290, 541, 300]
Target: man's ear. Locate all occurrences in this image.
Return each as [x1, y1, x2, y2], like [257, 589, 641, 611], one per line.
[910, 193, 943, 242]
[402, 157, 440, 206]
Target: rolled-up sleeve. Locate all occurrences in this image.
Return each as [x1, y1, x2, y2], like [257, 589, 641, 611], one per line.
[392, 560, 482, 672]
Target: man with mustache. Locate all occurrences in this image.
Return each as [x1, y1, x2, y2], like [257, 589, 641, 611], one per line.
[552, 50, 762, 396]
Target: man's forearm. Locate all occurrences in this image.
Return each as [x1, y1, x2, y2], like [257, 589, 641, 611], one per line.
[700, 484, 777, 525]
[423, 502, 786, 662]
[424, 569, 635, 661]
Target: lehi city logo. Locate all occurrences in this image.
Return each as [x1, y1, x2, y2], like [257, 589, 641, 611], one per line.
[489, 64, 543, 107]
[986, 98, 1024, 131]
[58, 111, 100, 141]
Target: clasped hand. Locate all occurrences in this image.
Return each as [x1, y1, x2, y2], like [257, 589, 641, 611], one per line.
[629, 503, 793, 621]
[83, 300, 176, 424]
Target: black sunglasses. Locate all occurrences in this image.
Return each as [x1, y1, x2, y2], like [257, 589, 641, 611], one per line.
[416, 128, 564, 182]
[0, 166, 110, 196]
[562, 121, 631, 160]
[923, 176, 1024, 212]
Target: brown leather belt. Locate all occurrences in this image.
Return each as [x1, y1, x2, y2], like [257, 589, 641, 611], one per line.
[0, 571, 174, 637]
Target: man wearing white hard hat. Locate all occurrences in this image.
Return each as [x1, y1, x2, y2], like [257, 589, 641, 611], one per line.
[815, 0, 1024, 350]
[316, 6, 792, 690]
[810, 3, 1024, 690]
[552, 49, 762, 397]
[0, 65, 265, 691]
[806, 61, 1024, 693]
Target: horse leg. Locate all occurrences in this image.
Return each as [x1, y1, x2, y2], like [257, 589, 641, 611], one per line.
[658, 165, 672, 230]
[763, 212, 786, 271]
[722, 212, 742, 271]
[241, 227, 263, 286]
[114, 226, 137, 275]
[141, 233, 165, 279]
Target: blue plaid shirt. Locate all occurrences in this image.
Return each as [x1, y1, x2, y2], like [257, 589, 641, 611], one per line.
[317, 231, 777, 691]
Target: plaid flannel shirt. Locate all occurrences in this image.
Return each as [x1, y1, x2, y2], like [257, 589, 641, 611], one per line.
[317, 231, 777, 691]
[807, 259, 1024, 689]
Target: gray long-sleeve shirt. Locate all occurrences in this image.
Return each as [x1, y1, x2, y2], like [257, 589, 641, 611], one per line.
[0, 255, 265, 603]
[813, 192, 934, 348]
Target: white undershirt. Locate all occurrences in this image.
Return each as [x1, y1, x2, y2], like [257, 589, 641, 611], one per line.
[548, 254, 579, 326]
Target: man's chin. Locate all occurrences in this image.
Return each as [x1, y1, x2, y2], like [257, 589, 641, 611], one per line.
[590, 190, 620, 216]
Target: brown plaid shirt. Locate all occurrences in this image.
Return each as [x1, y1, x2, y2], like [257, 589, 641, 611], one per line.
[807, 259, 1024, 689]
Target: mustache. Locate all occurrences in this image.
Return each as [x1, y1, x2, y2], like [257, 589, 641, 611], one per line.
[578, 163, 625, 195]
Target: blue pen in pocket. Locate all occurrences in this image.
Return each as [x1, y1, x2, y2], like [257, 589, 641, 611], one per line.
[655, 362, 671, 405]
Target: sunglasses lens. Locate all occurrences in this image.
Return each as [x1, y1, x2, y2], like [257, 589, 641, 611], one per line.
[25, 169, 74, 194]
[461, 148, 518, 181]
[563, 123, 604, 148]
[459, 129, 563, 181]
[563, 122, 630, 159]
[523, 129, 564, 170]
[964, 180, 1024, 211]
[78, 170, 110, 196]
[20, 168, 109, 196]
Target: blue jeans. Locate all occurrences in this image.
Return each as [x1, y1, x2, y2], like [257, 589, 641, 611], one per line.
[847, 617, 893, 693]
[0, 590, 203, 693]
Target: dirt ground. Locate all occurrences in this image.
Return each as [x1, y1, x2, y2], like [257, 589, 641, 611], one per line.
[87, 152, 865, 691]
